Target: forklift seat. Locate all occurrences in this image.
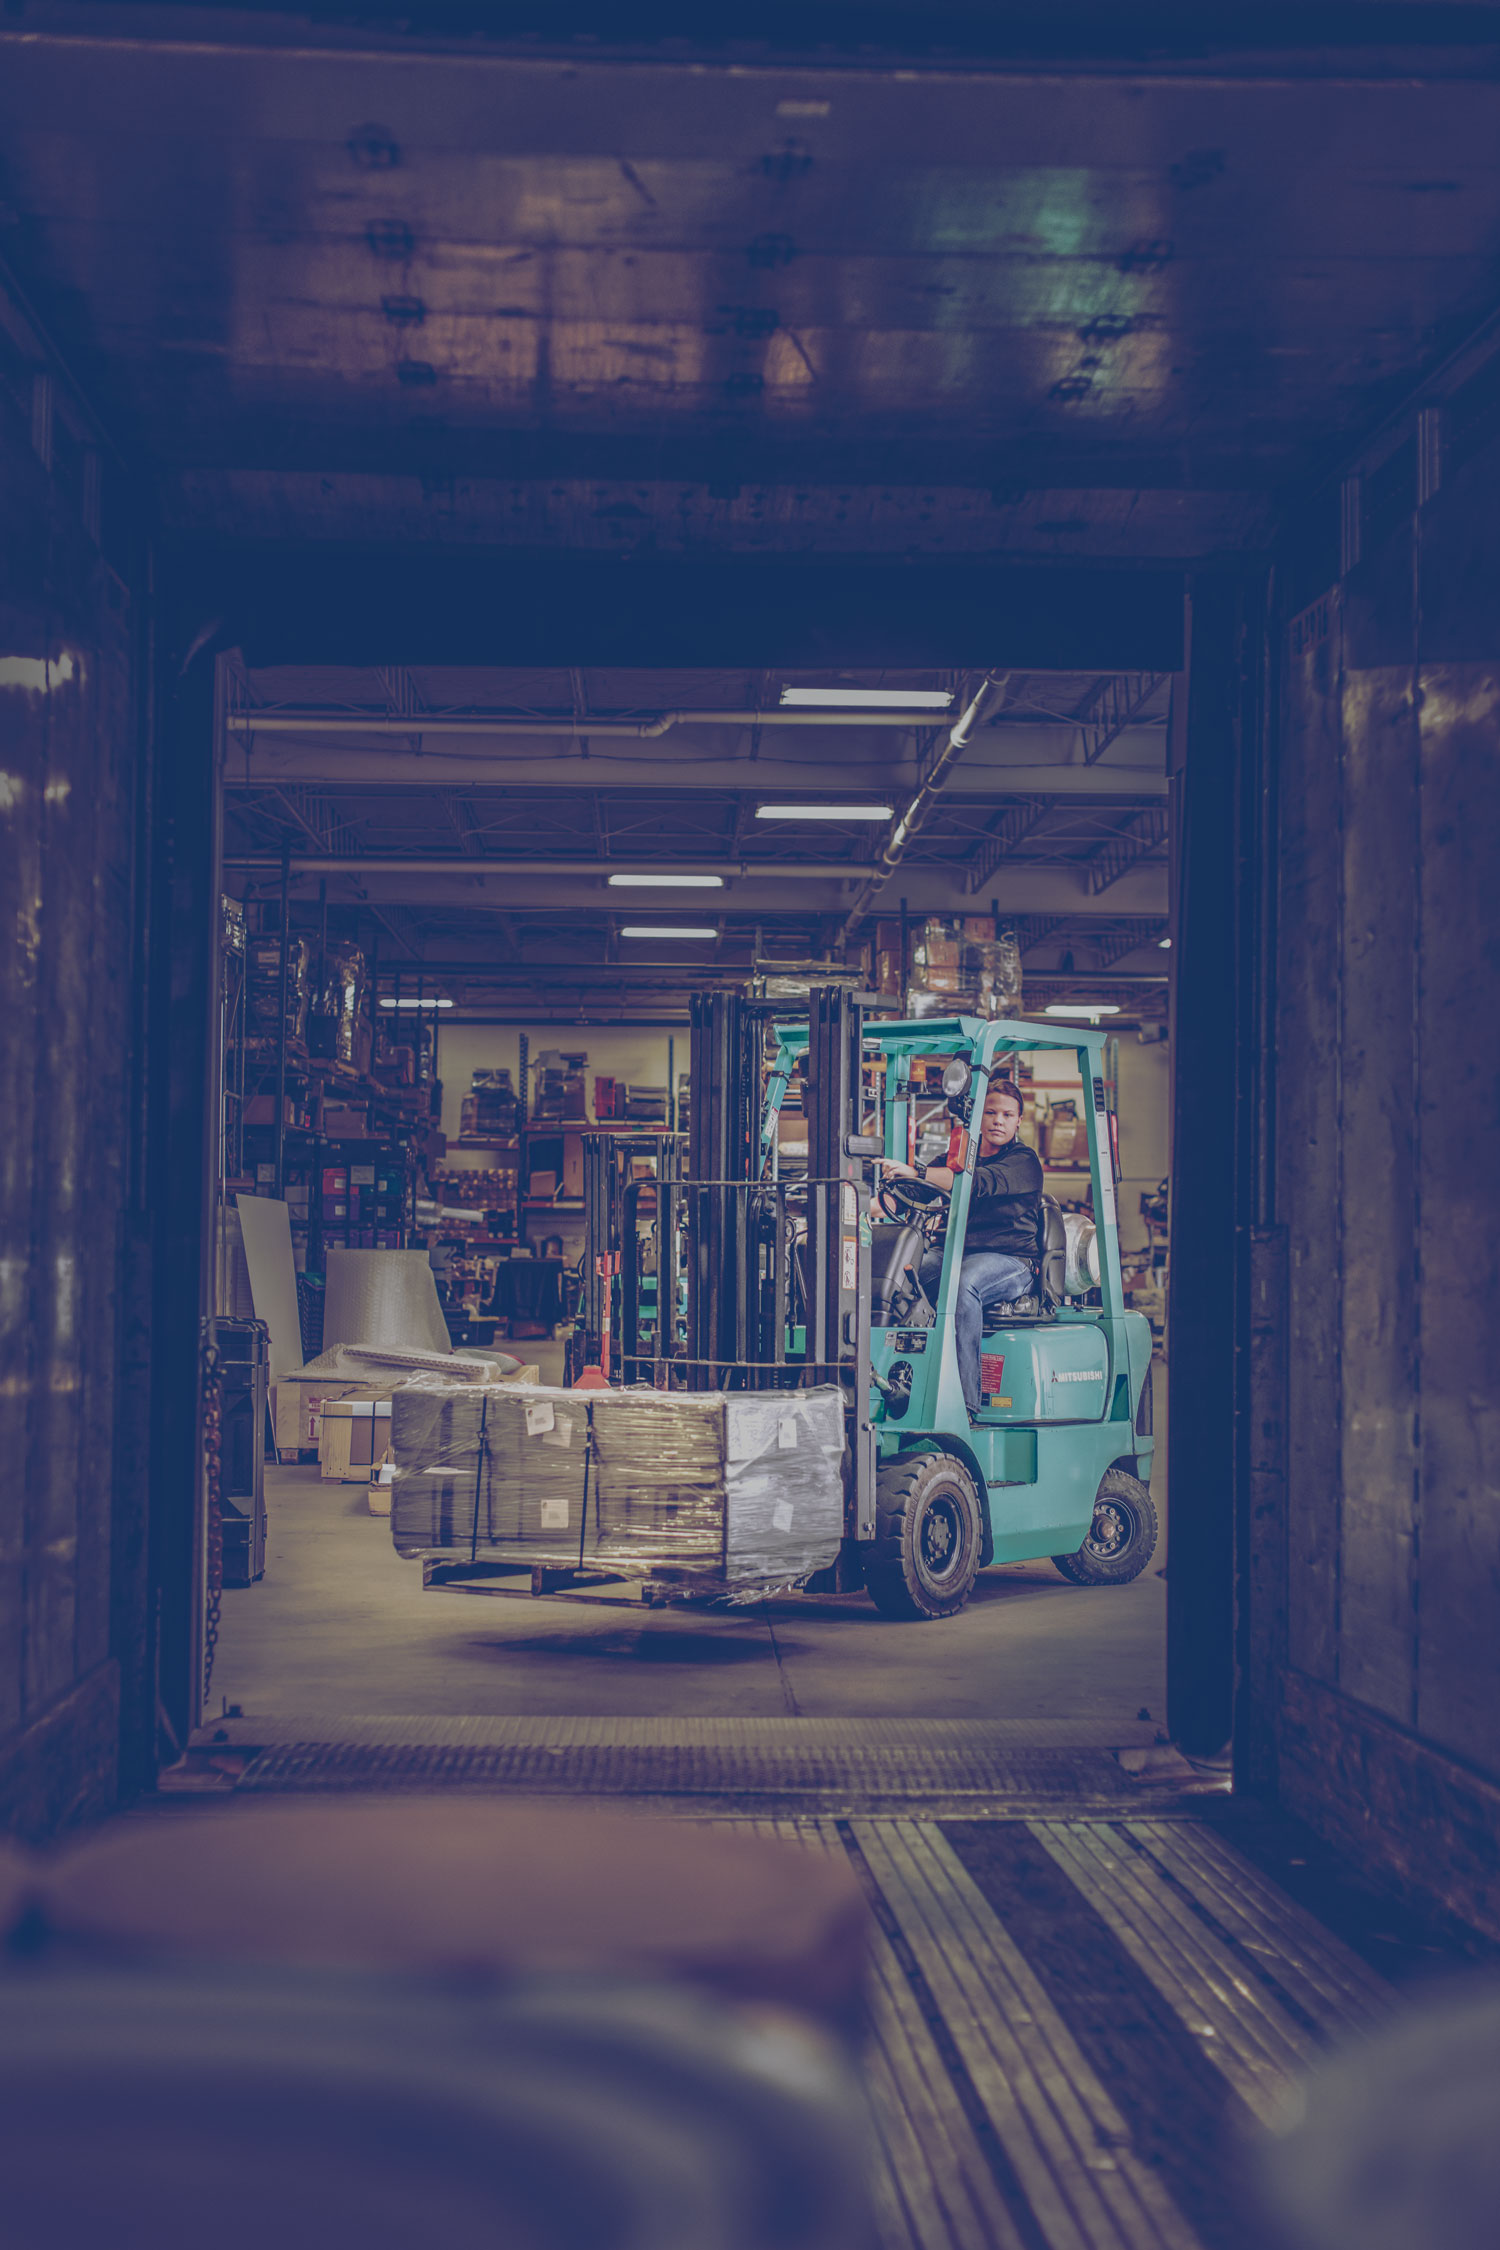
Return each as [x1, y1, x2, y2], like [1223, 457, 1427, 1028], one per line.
[1038, 1194, 1068, 1308]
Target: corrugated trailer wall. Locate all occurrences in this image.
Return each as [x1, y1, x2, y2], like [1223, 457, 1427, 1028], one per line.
[1271, 419, 1500, 1931]
[0, 366, 147, 1837]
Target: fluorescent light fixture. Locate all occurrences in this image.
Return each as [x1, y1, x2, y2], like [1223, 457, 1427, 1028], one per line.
[607, 872, 725, 888]
[779, 686, 954, 710]
[1157, 935, 1172, 948]
[1044, 1003, 1121, 1019]
[381, 995, 454, 1009]
[755, 803, 894, 822]
[619, 925, 718, 940]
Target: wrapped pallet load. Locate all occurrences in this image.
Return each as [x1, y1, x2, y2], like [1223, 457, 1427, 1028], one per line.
[390, 1376, 589, 1568]
[390, 1377, 846, 1598]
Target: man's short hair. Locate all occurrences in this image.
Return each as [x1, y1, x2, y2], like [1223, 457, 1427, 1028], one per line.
[988, 1079, 1023, 1111]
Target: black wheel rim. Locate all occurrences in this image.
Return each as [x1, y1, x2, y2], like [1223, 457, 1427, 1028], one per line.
[919, 1491, 966, 1583]
[1084, 1497, 1135, 1563]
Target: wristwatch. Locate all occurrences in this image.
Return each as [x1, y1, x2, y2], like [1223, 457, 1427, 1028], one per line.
[914, 1161, 929, 1182]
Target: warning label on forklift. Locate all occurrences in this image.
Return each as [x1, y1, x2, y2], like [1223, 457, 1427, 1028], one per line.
[842, 1238, 859, 1290]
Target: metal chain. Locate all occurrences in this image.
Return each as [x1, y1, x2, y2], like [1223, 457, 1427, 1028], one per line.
[202, 1332, 224, 1703]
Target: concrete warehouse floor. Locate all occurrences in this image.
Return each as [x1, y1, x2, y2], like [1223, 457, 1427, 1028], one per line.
[213, 1356, 1167, 1729]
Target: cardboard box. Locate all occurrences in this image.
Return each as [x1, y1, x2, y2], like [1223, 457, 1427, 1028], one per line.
[274, 1376, 379, 1459]
[320, 1396, 393, 1482]
[1044, 1102, 1083, 1165]
[243, 1095, 299, 1126]
[368, 1456, 395, 1517]
[528, 1169, 558, 1201]
[323, 1106, 370, 1138]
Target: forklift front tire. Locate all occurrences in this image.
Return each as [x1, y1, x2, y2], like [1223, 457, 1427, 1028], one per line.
[1053, 1468, 1158, 1587]
[866, 1453, 983, 1621]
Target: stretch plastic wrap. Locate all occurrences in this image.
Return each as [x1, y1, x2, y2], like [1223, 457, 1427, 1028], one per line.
[391, 1377, 589, 1567]
[390, 1380, 846, 1596]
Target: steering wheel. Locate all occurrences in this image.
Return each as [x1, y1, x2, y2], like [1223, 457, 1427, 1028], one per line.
[878, 1170, 946, 1222]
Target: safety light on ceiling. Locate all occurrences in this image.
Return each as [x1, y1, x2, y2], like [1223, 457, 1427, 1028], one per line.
[619, 926, 718, 940]
[755, 803, 894, 822]
[380, 995, 455, 1009]
[777, 687, 954, 709]
[607, 872, 725, 888]
[1044, 1003, 1121, 1019]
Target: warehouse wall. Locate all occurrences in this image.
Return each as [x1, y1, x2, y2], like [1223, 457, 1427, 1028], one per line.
[0, 395, 146, 1837]
[1269, 421, 1500, 1929]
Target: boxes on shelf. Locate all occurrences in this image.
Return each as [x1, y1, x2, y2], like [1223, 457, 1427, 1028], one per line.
[776, 1109, 808, 1159]
[323, 1104, 370, 1138]
[593, 1075, 624, 1120]
[532, 1050, 588, 1123]
[901, 916, 1024, 1020]
[467, 1068, 518, 1137]
[242, 1094, 308, 1127]
[528, 1169, 559, 1201]
[623, 1084, 668, 1125]
[389, 1380, 846, 1596]
[304, 943, 369, 1066]
[1043, 1099, 1084, 1166]
[246, 935, 310, 1046]
[374, 1041, 415, 1087]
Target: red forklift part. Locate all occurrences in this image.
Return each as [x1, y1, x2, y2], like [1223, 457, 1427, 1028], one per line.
[572, 1364, 612, 1389]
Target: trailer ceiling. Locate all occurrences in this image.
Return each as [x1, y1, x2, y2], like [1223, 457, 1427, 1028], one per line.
[4, 4, 1500, 562]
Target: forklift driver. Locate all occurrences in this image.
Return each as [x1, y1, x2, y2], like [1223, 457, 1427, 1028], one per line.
[879, 1079, 1043, 1421]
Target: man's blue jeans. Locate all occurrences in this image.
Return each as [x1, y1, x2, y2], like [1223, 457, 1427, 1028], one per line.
[919, 1248, 1034, 1415]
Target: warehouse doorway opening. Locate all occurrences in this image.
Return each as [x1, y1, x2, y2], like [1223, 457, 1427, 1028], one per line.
[200, 662, 1175, 1749]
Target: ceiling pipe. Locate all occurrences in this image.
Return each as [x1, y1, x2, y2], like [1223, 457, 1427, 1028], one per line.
[223, 855, 877, 879]
[382, 965, 1171, 984]
[837, 673, 1010, 942]
[220, 755, 1167, 798]
[226, 708, 939, 739]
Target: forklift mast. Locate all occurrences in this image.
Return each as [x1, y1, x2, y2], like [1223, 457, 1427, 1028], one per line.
[573, 1129, 687, 1384]
[804, 989, 878, 1541]
[682, 986, 877, 1546]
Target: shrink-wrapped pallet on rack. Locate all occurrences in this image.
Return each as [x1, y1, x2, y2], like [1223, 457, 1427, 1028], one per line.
[388, 1376, 846, 1596]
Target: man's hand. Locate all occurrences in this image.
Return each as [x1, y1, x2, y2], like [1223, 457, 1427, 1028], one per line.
[880, 1159, 918, 1181]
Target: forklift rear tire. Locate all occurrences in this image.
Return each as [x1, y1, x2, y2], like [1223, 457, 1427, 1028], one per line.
[1053, 1468, 1158, 1586]
[866, 1453, 983, 1621]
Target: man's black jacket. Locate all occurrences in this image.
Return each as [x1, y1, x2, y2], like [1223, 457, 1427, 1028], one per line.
[963, 1141, 1044, 1258]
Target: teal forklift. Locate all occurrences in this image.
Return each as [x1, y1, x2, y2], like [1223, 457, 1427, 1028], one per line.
[622, 989, 1159, 1622]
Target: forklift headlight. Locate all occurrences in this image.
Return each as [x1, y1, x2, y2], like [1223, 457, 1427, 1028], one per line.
[941, 1059, 971, 1103]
